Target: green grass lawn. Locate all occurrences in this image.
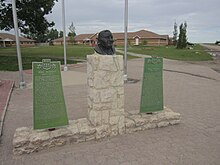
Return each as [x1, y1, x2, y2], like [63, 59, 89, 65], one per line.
[127, 44, 212, 61]
[0, 45, 94, 59]
[0, 56, 76, 71]
[0, 45, 94, 71]
[0, 44, 213, 71]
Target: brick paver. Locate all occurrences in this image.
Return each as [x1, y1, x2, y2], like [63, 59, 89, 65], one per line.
[0, 58, 220, 165]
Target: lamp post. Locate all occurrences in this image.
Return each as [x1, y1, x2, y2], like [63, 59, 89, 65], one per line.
[62, 0, 68, 71]
[124, 0, 128, 82]
[12, 0, 26, 88]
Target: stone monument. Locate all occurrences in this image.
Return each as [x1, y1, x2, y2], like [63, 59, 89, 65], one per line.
[12, 32, 181, 155]
[89, 30, 125, 134]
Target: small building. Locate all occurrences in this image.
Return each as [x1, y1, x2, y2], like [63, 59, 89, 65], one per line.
[113, 30, 169, 46]
[0, 33, 35, 47]
[74, 33, 97, 45]
[52, 33, 97, 46]
[52, 37, 70, 46]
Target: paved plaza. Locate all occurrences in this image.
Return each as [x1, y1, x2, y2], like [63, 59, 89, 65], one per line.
[0, 54, 220, 164]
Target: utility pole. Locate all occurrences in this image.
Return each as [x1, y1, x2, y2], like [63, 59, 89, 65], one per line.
[12, 0, 26, 88]
[62, 0, 68, 71]
[124, 0, 128, 82]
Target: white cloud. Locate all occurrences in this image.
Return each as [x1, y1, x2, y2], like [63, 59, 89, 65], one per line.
[45, 0, 220, 43]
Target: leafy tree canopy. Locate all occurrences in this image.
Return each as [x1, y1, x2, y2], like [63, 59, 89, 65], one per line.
[68, 22, 76, 45]
[173, 21, 178, 46]
[68, 22, 76, 37]
[0, 0, 57, 38]
[177, 22, 187, 49]
[59, 31, 63, 38]
[24, 28, 59, 43]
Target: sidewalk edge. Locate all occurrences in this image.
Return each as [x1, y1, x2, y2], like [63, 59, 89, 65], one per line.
[0, 81, 14, 136]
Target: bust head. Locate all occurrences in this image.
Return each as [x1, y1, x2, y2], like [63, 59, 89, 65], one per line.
[94, 30, 115, 55]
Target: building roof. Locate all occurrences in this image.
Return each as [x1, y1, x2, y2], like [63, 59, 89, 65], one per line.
[74, 33, 97, 41]
[77, 29, 168, 41]
[113, 30, 168, 40]
[52, 37, 70, 42]
[0, 33, 35, 42]
[52, 33, 97, 42]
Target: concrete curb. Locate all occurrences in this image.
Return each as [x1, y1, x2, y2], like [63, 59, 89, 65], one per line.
[0, 80, 14, 137]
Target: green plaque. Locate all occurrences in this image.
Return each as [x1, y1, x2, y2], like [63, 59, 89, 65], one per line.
[33, 59, 68, 129]
[140, 58, 163, 113]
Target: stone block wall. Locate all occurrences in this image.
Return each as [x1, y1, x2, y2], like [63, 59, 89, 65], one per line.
[87, 54, 125, 135]
[13, 108, 180, 155]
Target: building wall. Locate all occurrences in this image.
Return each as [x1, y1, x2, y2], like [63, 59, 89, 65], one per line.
[20, 41, 35, 47]
[0, 41, 35, 47]
[53, 41, 62, 46]
[53, 41, 76, 46]
[114, 38, 168, 46]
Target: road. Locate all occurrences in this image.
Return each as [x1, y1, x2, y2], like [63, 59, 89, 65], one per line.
[200, 44, 220, 51]
[200, 44, 220, 58]
[183, 44, 220, 73]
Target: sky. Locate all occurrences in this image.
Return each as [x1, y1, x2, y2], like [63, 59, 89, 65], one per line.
[45, 0, 220, 43]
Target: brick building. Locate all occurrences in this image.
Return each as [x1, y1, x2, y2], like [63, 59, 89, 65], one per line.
[113, 30, 169, 46]
[52, 29, 169, 46]
[0, 33, 35, 47]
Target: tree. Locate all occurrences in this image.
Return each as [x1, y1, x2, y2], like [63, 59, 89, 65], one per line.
[177, 22, 187, 49]
[0, 0, 57, 41]
[142, 40, 148, 46]
[128, 39, 131, 46]
[173, 21, 178, 46]
[68, 22, 76, 45]
[47, 28, 59, 41]
[215, 41, 220, 45]
[24, 28, 59, 43]
[182, 22, 187, 48]
[59, 31, 63, 38]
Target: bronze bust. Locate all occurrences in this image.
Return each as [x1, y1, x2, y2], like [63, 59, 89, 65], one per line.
[94, 30, 116, 55]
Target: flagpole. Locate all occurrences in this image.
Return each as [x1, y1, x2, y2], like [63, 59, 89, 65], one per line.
[62, 0, 68, 71]
[12, 0, 26, 88]
[124, 0, 128, 82]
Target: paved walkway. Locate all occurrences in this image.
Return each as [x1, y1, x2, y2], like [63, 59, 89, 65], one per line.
[0, 56, 220, 165]
[116, 49, 152, 58]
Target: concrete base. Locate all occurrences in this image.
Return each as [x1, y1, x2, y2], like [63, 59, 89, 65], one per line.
[13, 107, 180, 155]
[63, 66, 68, 72]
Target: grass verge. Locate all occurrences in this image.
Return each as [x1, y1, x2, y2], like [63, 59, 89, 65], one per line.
[0, 56, 76, 71]
[0, 45, 93, 71]
[127, 44, 212, 61]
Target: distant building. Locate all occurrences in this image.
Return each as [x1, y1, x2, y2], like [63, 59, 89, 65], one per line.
[52, 33, 97, 46]
[52, 29, 169, 46]
[112, 30, 169, 46]
[52, 37, 70, 46]
[0, 33, 35, 47]
[74, 33, 97, 45]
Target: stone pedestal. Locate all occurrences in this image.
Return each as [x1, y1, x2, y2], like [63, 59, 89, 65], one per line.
[87, 54, 125, 134]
